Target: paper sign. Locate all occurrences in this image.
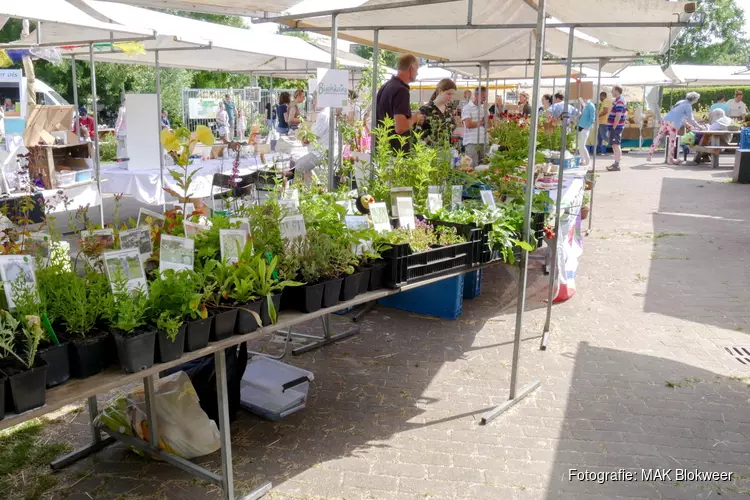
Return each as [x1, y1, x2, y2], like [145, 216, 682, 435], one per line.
[280, 215, 307, 242]
[428, 193, 443, 214]
[316, 68, 349, 109]
[345, 215, 371, 230]
[0, 255, 37, 310]
[369, 202, 391, 233]
[183, 221, 210, 239]
[336, 199, 355, 215]
[119, 227, 153, 263]
[451, 185, 463, 208]
[390, 187, 413, 217]
[103, 248, 147, 293]
[282, 188, 300, 208]
[229, 217, 251, 235]
[137, 208, 165, 228]
[480, 189, 497, 208]
[396, 197, 416, 230]
[159, 235, 195, 273]
[220, 229, 249, 264]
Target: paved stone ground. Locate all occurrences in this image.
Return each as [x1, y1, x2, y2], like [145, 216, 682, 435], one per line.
[25, 152, 750, 499]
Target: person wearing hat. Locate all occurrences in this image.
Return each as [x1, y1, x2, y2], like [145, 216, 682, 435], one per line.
[77, 106, 95, 139]
[648, 91, 704, 165]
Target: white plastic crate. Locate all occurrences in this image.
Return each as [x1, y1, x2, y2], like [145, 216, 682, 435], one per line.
[240, 356, 313, 421]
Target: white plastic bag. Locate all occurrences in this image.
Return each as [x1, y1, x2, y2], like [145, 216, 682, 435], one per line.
[95, 371, 221, 459]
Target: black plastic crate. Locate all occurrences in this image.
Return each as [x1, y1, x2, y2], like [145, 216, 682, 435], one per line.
[383, 241, 473, 288]
[421, 217, 485, 267]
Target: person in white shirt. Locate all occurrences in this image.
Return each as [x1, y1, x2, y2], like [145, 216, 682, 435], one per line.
[461, 86, 488, 167]
[293, 91, 336, 184]
[727, 89, 747, 121]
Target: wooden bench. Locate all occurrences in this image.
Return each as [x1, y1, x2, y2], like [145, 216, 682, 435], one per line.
[691, 145, 739, 169]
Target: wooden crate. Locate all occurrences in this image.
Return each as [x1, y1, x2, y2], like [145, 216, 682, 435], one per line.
[28, 143, 92, 189]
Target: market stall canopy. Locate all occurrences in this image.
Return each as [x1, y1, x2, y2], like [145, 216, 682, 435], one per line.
[440, 63, 588, 81]
[0, 0, 153, 44]
[603, 65, 672, 86]
[544, 0, 693, 53]
[664, 65, 750, 86]
[93, 0, 302, 16]
[29, 1, 333, 72]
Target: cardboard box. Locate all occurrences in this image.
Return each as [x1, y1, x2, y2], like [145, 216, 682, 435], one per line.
[23, 105, 78, 146]
[28, 143, 92, 189]
[569, 81, 594, 101]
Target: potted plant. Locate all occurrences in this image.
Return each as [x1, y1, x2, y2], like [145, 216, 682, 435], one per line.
[13, 271, 69, 388]
[148, 269, 200, 362]
[1, 313, 48, 413]
[184, 263, 215, 352]
[244, 254, 302, 326]
[43, 271, 112, 379]
[200, 259, 238, 341]
[107, 279, 154, 374]
[581, 192, 591, 220]
[229, 271, 262, 335]
[284, 236, 326, 313]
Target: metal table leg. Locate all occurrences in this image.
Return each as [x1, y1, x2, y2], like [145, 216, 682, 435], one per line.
[292, 314, 360, 356]
[50, 395, 115, 470]
[352, 300, 375, 322]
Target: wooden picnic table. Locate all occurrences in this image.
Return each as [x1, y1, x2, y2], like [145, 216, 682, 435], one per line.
[688, 130, 740, 168]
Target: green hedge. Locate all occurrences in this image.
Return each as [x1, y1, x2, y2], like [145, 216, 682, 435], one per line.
[662, 86, 750, 111]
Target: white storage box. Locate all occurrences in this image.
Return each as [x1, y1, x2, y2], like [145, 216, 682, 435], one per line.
[240, 356, 313, 421]
[55, 168, 93, 187]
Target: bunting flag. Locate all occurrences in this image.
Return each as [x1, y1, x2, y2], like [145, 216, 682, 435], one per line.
[113, 41, 147, 56]
[0, 50, 12, 68]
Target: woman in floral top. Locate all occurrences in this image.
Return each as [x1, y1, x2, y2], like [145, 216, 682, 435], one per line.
[416, 78, 457, 145]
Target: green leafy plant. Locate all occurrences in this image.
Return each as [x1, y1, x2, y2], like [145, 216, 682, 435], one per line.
[160, 125, 215, 215]
[107, 276, 150, 335]
[156, 312, 182, 342]
[148, 269, 202, 330]
[13, 315, 44, 369]
[0, 310, 20, 358]
[38, 270, 110, 338]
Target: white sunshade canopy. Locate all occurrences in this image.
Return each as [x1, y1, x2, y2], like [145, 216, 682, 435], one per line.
[1, 0, 153, 44]
[38, 1, 334, 72]
[605, 65, 672, 86]
[665, 65, 750, 86]
[94, 0, 304, 16]
[545, 0, 692, 53]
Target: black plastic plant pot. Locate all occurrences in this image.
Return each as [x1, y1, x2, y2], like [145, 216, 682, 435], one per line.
[294, 282, 324, 313]
[368, 261, 387, 291]
[322, 277, 344, 308]
[156, 325, 186, 364]
[6, 359, 48, 413]
[38, 342, 70, 388]
[236, 300, 262, 335]
[340, 271, 363, 302]
[357, 267, 372, 295]
[69, 331, 111, 379]
[210, 308, 238, 341]
[185, 316, 212, 352]
[261, 293, 283, 326]
[112, 328, 156, 374]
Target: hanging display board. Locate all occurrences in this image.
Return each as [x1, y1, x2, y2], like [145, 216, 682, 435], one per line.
[125, 94, 161, 172]
[315, 68, 349, 109]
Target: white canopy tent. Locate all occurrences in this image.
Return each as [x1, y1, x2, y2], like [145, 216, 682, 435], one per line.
[95, 0, 299, 16]
[665, 64, 750, 86]
[0, 1, 153, 45]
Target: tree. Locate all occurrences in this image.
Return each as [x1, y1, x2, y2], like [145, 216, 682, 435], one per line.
[352, 44, 400, 69]
[664, 0, 750, 65]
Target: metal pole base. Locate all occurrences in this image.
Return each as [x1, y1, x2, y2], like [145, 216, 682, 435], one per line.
[50, 436, 116, 470]
[480, 380, 540, 425]
[539, 329, 550, 351]
[239, 481, 273, 500]
[352, 300, 375, 322]
[290, 314, 360, 355]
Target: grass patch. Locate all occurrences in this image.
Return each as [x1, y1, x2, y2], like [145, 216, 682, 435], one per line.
[0, 418, 72, 499]
[634, 273, 648, 283]
[654, 232, 688, 239]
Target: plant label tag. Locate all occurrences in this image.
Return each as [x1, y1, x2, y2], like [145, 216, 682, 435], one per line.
[0, 255, 37, 310]
[345, 215, 370, 230]
[137, 208, 165, 228]
[183, 221, 210, 239]
[336, 200, 355, 215]
[159, 235, 195, 273]
[451, 185, 463, 208]
[219, 229, 249, 264]
[480, 189, 497, 208]
[427, 193, 443, 214]
[103, 248, 147, 294]
[282, 188, 300, 208]
[280, 215, 307, 241]
[396, 197, 416, 230]
[390, 187, 413, 217]
[230, 218, 252, 235]
[119, 227, 153, 263]
[369, 202, 391, 233]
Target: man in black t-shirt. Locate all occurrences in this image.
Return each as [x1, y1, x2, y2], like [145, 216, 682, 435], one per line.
[376, 53, 423, 151]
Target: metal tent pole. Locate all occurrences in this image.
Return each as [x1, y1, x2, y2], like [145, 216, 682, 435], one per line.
[540, 25, 575, 351]
[327, 13, 338, 191]
[72, 55, 81, 142]
[639, 85, 646, 150]
[89, 44, 104, 226]
[483, 63, 489, 157]
[477, 64, 483, 159]
[480, 0, 546, 425]
[155, 50, 166, 212]
[586, 60, 603, 235]
[369, 29, 379, 179]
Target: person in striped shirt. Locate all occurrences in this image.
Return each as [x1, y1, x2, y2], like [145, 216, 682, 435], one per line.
[606, 85, 627, 171]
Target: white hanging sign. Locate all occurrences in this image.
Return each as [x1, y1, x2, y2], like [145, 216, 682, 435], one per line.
[480, 189, 497, 209]
[396, 197, 416, 230]
[451, 185, 463, 208]
[280, 215, 307, 241]
[369, 202, 391, 233]
[316, 68, 349, 109]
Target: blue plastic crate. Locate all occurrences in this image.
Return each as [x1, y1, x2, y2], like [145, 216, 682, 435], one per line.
[741, 128, 750, 150]
[463, 270, 482, 299]
[548, 155, 580, 169]
[377, 275, 464, 320]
